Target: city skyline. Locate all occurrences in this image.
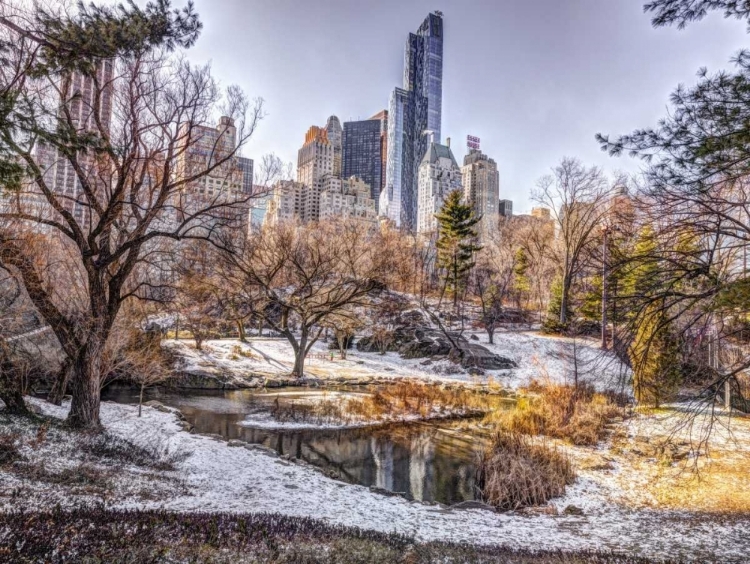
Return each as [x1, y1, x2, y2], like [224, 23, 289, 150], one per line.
[186, 0, 748, 213]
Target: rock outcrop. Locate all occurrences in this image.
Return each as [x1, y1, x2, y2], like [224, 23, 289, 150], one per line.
[357, 310, 516, 371]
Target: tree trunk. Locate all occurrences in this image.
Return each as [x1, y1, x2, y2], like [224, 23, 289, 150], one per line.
[65, 341, 104, 430]
[139, 382, 145, 417]
[48, 359, 72, 406]
[487, 328, 495, 345]
[0, 357, 28, 415]
[292, 329, 307, 378]
[257, 318, 263, 337]
[237, 320, 247, 342]
[560, 275, 570, 326]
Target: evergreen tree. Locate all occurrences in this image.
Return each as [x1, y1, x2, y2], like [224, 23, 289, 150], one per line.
[542, 276, 572, 334]
[435, 190, 482, 309]
[513, 246, 531, 307]
[628, 304, 682, 407]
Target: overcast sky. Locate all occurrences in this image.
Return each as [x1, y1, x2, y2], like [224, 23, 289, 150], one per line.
[184, 0, 748, 212]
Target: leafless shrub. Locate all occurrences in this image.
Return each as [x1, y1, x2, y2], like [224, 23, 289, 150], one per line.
[0, 431, 23, 465]
[476, 432, 575, 510]
[81, 433, 190, 471]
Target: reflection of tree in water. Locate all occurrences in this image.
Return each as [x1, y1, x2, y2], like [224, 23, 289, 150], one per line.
[409, 432, 436, 501]
[371, 437, 394, 491]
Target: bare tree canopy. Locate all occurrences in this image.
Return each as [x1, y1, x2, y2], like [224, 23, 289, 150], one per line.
[0, 0, 263, 428]
[221, 219, 386, 378]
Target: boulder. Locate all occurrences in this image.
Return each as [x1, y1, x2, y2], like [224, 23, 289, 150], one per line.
[458, 343, 517, 370]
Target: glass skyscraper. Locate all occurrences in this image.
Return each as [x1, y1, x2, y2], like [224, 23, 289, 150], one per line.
[342, 111, 388, 209]
[381, 11, 444, 230]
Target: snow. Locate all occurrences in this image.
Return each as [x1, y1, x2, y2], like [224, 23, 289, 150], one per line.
[167, 329, 630, 392]
[8, 397, 748, 563]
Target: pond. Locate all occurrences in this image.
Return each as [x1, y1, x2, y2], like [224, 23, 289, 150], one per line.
[102, 385, 512, 505]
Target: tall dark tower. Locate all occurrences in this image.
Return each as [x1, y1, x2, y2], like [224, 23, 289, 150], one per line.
[381, 11, 444, 230]
[342, 111, 388, 209]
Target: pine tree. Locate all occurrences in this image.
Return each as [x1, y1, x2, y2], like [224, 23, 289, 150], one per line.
[629, 304, 682, 407]
[435, 190, 482, 309]
[543, 276, 572, 334]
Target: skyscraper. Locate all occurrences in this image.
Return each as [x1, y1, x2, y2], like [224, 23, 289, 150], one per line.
[176, 116, 255, 235]
[297, 125, 334, 222]
[462, 148, 499, 238]
[34, 61, 115, 226]
[342, 110, 388, 208]
[382, 11, 444, 230]
[498, 199, 513, 217]
[325, 116, 343, 177]
[417, 139, 462, 234]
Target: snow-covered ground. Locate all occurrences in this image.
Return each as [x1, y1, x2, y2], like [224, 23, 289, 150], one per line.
[168, 329, 629, 391]
[4, 397, 747, 563]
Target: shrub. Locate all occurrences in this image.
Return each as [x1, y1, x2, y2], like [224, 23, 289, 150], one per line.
[476, 432, 575, 510]
[497, 382, 623, 446]
[81, 433, 190, 471]
[0, 432, 22, 465]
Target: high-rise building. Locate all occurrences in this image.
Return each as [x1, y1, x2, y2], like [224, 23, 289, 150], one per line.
[531, 207, 552, 221]
[33, 61, 115, 226]
[319, 175, 377, 223]
[264, 180, 305, 226]
[417, 140, 462, 234]
[325, 116, 343, 177]
[176, 116, 254, 235]
[382, 11, 444, 230]
[342, 110, 388, 208]
[462, 148, 499, 237]
[297, 125, 334, 222]
[498, 199, 513, 217]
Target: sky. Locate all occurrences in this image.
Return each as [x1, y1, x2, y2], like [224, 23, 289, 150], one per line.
[182, 0, 749, 213]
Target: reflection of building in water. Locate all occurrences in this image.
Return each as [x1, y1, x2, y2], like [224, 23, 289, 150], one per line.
[371, 437, 394, 491]
[409, 432, 436, 501]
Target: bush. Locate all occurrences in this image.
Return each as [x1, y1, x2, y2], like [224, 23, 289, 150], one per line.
[0, 432, 22, 465]
[81, 433, 190, 471]
[476, 432, 575, 510]
[497, 382, 622, 446]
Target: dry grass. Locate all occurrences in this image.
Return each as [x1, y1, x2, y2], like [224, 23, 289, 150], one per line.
[492, 381, 624, 446]
[476, 432, 575, 510]
[270, 381, 492, 426]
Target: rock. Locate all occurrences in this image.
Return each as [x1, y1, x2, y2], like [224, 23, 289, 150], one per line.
[459, 343, 517, 370]
[420, 359, 433, 366]
[227, 440, 246, 448]
[297, 377, 324, 387]
[470, 334, 479, 341]
[451, 500, 497, 512]
[563, 505, 584, 516]
[264, 379, 285, 389]
[369, 486, 407, 498]
[143, 400, 164, 408]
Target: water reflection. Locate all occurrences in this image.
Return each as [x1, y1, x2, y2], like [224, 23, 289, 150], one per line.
[102, 385, 503, 505]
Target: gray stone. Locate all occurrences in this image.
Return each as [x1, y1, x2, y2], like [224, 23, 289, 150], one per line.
[369, 486, 407, 498]
[451, 500, 497, 512]
[227, 440, 246, 448]
[563, 505, 584, 516]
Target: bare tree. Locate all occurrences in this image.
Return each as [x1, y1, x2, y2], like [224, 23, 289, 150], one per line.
[0, 2, 263, 428]
[534, 158, 614, 327]
[222, 219, 385, 378]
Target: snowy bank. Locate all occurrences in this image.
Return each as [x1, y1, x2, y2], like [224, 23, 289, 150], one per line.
[1, 397, 747, 563]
